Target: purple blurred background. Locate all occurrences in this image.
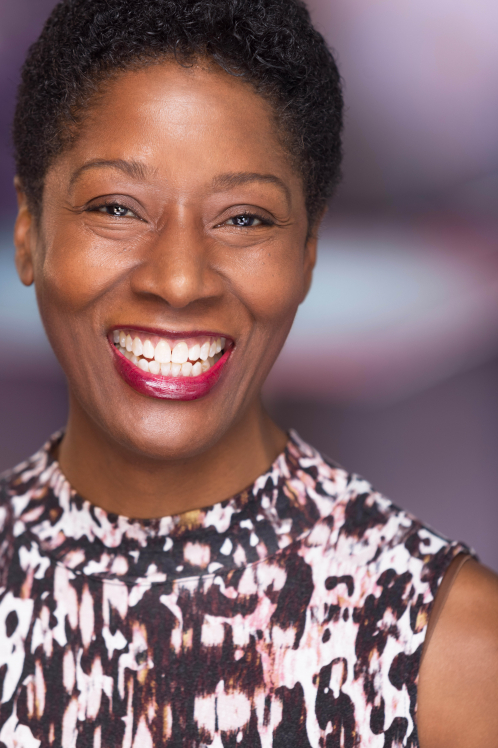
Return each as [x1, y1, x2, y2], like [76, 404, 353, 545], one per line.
[1, 0, 497, 569]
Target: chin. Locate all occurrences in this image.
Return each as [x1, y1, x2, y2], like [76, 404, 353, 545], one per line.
[91, 394, 235, 463]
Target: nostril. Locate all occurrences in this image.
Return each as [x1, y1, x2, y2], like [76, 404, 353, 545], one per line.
[129, 238, 222, 309]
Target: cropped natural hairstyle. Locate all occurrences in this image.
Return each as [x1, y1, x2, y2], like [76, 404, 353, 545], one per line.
[13, 0, 343, 225]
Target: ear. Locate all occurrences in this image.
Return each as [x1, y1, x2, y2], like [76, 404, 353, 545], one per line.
[13, 177, 35, 286]
[301, 206, 327, 302]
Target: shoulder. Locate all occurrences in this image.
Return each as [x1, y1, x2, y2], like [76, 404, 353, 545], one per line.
[0, 435, 58, 537]
[418, 558, 498, 748]
[292, 436, 469, 584]
[299, 439, 466, 573]
[0, 475, 13, 532]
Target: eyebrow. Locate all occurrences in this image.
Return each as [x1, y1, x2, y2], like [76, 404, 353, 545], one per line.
[211, 172, 291, 206]
[69, 159, 153, 189]
[69, 161, 291, 205]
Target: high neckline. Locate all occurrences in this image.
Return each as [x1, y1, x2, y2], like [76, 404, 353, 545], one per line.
[6, 431, 342, 584]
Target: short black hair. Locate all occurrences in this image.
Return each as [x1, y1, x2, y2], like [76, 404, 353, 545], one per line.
[13, 0, 343, 225]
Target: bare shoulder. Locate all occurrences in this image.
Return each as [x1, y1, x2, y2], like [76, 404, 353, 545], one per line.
[418, 557, 498, 748]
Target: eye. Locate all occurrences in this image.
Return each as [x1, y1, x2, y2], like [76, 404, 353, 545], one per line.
[90, 203, 137, 218]
[225, 213, 268, 227]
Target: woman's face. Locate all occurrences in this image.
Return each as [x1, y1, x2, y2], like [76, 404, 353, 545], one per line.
[15, 61, 316, 460]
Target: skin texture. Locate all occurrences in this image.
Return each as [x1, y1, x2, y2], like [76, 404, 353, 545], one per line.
[417, 558, 498, 748]
[14, 61, 315, 518]
[13, 59, 498, 745]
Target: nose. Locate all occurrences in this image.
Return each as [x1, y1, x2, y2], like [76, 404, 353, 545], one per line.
[129, 211, 223, 309]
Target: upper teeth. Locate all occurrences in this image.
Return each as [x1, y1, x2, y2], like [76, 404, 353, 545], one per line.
[112, 330, 227, 377]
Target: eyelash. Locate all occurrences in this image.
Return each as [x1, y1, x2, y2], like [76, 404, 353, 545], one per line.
[88, 202, 137, 219]
[219, 212, 274, 228]
[87, 203, 274, 228]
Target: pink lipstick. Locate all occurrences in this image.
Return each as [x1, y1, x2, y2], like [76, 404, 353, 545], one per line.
[110, 330, 232, 400]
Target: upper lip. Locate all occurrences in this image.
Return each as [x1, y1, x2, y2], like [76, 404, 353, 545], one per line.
[108, 324, 233, 341]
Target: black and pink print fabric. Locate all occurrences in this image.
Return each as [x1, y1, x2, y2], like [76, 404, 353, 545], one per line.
[0, 432, 469, 747]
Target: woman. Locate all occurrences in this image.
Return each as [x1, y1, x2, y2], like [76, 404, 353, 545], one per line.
[2, 0, 497, 745]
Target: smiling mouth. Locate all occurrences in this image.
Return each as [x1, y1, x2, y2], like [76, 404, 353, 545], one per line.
[112, 329, 228, 378]
[110, 328, 232, 401]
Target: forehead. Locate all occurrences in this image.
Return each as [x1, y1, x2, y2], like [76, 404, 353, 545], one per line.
[53, 61, 301, 196]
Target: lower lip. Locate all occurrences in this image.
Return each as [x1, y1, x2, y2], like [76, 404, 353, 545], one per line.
[111, 345, 231, 401]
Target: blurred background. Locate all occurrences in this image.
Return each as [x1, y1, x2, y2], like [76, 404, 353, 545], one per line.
[1, 0, 497, 569]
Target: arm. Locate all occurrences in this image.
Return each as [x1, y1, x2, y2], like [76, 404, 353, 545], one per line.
[417, 557, 498, 748]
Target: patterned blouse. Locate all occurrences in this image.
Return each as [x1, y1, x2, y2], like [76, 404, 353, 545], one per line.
[0, 431, 469, 748]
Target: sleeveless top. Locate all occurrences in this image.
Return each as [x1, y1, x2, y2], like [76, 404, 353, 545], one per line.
[0, 431, 470, 748]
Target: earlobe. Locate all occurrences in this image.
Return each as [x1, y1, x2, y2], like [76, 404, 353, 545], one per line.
[301, 210, 325, 303]
[13, 178, 35, 287]
[301, 234, 317, 302]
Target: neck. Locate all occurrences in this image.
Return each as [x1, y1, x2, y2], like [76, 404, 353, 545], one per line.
[57, 395, 287, 519]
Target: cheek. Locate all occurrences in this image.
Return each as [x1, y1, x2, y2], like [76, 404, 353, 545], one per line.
[36, 230, 137, 315]
[231, 245, 306, 326]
